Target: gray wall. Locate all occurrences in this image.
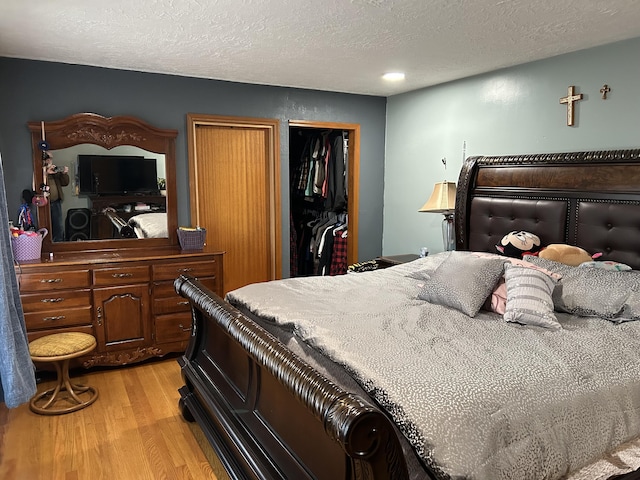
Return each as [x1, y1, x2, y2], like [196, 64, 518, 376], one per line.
[0, 58, 387, 274]
[384, 37, 640, 257]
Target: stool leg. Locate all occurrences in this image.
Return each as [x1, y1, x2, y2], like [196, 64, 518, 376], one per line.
[39, 360, 65, 410]
[61, 359, 86, 405]
[69, 382, 91, 394]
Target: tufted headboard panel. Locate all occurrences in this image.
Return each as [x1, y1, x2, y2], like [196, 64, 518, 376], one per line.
[456, 149, 640, 269]
[468, 197, 568, 253]
[575, 201, 640, 269]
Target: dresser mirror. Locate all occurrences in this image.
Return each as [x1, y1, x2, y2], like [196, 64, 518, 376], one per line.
[29, 113, 179, 253]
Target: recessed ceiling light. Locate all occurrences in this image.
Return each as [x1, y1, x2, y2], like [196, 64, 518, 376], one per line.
[382, 72, 405, 81]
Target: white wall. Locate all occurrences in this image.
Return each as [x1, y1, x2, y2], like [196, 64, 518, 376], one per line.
[383, 37, 640, 256]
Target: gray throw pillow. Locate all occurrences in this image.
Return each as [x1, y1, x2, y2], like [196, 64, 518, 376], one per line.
[503, 263, 560, 330]
[418, 251, 506, 317]
[523, 255, 640, 322]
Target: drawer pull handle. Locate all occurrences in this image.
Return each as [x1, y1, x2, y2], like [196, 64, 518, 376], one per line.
[177, 268, 194, 273]
[41, 297, 64, 303]
[43, 315, 65, 322]
[112, 273, 134, 278]
[178, 323, 192, 332]
[177, 301, 189, 306]
[96, 306, 103, 326]
[40, 278, 63, 284]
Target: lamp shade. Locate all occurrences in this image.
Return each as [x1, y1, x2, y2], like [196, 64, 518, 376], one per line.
[419, 181, 457, 214]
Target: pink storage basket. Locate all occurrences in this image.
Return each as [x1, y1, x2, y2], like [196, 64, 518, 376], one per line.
[11, 228, 47, 262]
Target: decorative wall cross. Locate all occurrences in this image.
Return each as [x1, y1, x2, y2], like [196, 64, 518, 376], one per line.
[600, 84, 611, 99]
[559, 86, 583, 126]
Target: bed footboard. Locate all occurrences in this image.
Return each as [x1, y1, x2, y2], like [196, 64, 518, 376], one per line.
[175, 275, 413, 480]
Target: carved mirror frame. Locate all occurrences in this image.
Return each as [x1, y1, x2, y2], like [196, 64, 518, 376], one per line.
[29, 113, 179, 253]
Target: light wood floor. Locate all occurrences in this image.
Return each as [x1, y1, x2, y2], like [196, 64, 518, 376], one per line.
[0, 356, 218, 480]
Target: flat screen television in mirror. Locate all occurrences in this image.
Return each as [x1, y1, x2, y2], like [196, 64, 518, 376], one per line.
[78, 155, 160, 196]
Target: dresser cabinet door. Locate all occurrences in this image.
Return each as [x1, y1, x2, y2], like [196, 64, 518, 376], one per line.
[93, 284, 150, 351]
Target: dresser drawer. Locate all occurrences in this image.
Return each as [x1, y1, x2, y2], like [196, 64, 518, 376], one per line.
[155, 313, 192, 344]
[93, 265, 150, 286]
[18, 270, 91, 292]
[153, 276, 218, 298]
[152, 259, 219, 281]
[24, 306, 93, 331]
[21, 289, 91, 313]
[153, 295, 191, 315]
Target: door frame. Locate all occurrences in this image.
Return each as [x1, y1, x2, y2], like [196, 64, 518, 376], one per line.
[288, 120, 360, 266]
[187, 113, 282, 280]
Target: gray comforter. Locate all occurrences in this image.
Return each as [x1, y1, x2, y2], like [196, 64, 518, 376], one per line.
[226, 254, 640, 480]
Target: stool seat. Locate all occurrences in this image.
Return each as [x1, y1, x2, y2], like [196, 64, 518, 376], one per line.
[29, 332, 98, 415]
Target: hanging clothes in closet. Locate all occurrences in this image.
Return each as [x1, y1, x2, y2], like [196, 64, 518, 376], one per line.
[289, 128, 348, 277]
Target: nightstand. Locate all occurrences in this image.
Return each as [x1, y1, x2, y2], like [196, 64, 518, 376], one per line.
[374, 254, 420, 269]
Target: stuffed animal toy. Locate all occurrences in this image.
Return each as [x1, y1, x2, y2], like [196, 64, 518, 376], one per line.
[18, 189, 37, 230]
[496, 231, 542, 258]
[538, 244, 599, 266]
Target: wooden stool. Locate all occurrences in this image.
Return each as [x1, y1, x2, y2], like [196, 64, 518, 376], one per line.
[29, 332, 99, 415]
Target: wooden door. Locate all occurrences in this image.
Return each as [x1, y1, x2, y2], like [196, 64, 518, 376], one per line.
[187, 114, 281, 294]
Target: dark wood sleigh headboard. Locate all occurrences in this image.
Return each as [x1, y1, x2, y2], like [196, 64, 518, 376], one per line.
[456, 149, 640, 269]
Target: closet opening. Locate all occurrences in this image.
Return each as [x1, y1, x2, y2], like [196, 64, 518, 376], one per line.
[288, 121, 360, 277]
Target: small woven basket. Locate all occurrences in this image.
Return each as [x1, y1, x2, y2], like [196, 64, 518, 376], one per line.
[12, 228, 48, 262]
[177, 228, 206, 250]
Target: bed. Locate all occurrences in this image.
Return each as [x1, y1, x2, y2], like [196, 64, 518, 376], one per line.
[127, 212, 168, 238]
[176, 148, 640, 480]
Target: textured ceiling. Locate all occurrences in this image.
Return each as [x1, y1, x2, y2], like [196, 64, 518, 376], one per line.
[1, 0, 640, 96]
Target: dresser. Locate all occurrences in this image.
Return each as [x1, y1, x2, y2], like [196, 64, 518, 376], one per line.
[15, 247, 223, 367]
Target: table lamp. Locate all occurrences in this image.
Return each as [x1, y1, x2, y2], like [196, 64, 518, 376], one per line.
[419, 181, 456, 251]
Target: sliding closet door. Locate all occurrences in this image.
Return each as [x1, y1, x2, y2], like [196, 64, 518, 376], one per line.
[187, 114, 281, 294]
